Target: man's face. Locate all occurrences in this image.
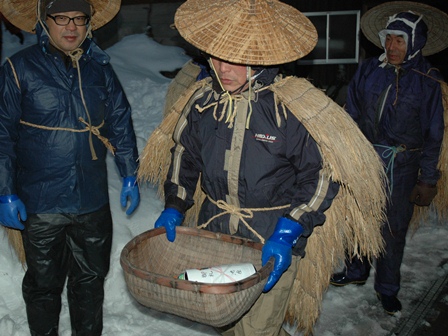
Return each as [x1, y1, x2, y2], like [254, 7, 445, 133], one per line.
[46, 11, 88, 54]
[210, 57, 255, 93]
[385, 34, 407, 65]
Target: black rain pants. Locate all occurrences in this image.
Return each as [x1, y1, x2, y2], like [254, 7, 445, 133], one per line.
[21, 204, 113, 336]
[345, 164, 418, 297]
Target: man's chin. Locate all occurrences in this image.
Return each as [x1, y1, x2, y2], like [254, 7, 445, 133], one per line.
[387, 55, 404, 65]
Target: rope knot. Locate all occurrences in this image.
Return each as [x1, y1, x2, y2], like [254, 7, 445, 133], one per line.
[215, 200, 254, 219]
[374, 143, 407, 195]
[196, 195, 290, 244]
[78, 117, 116, 157]
[68, 48, 84, 68]
[381, 144, 406, 161]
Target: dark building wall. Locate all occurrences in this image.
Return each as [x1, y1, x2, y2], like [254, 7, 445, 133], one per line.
[284, 0, 361, 11]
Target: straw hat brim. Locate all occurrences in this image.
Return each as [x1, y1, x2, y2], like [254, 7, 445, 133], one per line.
[174, 0, 318, 66]
[0, 0, 121, 33]
[361, 1, 448, 56]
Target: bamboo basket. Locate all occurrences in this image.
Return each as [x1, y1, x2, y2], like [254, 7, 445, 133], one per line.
[120, 226, 274, 327]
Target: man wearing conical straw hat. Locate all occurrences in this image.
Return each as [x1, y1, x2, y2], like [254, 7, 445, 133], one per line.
[331, 1, 447, 316]
[0, 0, 140, 334]
[139, 0, 387, 334]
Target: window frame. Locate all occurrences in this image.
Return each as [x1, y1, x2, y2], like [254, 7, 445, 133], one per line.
[299, 10, 361, 65]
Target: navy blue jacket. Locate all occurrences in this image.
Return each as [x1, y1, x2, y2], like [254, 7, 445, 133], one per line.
[346, 57, 444, 186]
[0, 25, 138, 214]
[346, 12, 444, 185]
[164, 67, 339, 256]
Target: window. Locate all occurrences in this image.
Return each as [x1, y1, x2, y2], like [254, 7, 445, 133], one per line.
[299, 10, 360, 65]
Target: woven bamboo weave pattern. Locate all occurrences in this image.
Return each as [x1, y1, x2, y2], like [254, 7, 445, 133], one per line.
[174, 0, 317, 65]
[120, 227, 274, 327]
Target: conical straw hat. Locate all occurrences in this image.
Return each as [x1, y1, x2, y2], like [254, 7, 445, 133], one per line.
[361, 1, 448, 56]
[0, 0, 121, 33]
[174, 0, 318, 66]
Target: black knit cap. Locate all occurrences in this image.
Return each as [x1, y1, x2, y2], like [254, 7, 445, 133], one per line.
[46, 0, 92, 16]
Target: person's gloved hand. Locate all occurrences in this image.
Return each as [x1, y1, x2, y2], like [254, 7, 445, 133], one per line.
[262, 217, 303, 292]
[409, 180, 437, 206]
[120, 176, 140, 215]
[154, 208, 184, 242]
[0, 194, 27, 230]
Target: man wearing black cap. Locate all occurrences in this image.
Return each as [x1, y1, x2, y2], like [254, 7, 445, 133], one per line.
[0, 0, 140, 334]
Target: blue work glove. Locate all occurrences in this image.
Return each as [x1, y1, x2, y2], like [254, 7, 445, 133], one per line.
[120, 176, 140, 215]
[262, 217, 304, 292]
[0, 194, 27, 230]
[154, 208, 184, 242]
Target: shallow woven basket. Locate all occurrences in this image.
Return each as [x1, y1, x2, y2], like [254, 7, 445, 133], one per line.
[120, 227, 274, 327]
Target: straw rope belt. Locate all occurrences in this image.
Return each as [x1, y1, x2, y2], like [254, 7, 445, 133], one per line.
[197, 195, 290, 244]
[19, 117, 116, 158]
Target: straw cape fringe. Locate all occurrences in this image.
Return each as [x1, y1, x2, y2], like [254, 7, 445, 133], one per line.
[163, 60, 202, 117]
[137, 60, 210, 223]
[2, 228, 26, 265]
[137, 77, 212, 199]
[410, 76, 448, 231]
[270, 77, 387, 333]
[137, 64, 387, 334]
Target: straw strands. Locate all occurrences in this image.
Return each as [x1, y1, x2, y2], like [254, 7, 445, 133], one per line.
[174, 0, 317, 66]
[270, 77, 387, 333]
[2, 228, 25, 265]
[410, 79, 448, 229]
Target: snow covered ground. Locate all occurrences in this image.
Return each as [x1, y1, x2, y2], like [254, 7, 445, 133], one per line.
[0, 26, 447, 336]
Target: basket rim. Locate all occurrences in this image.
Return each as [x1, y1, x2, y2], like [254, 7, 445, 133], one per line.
[120, 227, 274, 294]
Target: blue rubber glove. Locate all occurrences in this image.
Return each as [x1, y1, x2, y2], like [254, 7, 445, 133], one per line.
[262, 217, 304, 292]
[120, 176, 140, 215]
[0, 194, 27, 230]
[154, 208, 184, 242]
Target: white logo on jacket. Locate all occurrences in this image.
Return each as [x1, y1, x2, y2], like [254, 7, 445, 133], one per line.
[254, 133, 277, 143]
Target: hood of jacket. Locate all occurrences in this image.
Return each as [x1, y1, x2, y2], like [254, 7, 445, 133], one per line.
[378, 11, 428, 64]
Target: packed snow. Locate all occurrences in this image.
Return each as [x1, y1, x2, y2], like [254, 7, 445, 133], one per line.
[1, 25, 447, 336]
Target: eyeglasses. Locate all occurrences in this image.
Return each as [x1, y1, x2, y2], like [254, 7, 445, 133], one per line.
[47, 14, 90, 26]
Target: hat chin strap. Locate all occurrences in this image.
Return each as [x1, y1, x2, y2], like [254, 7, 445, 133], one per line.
[208, 59, 255, 129]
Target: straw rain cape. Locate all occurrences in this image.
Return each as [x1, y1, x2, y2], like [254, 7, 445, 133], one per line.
[410, 76, 448, 230]
[137, 62, 387, 334]
[163, 60, 203, 118]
